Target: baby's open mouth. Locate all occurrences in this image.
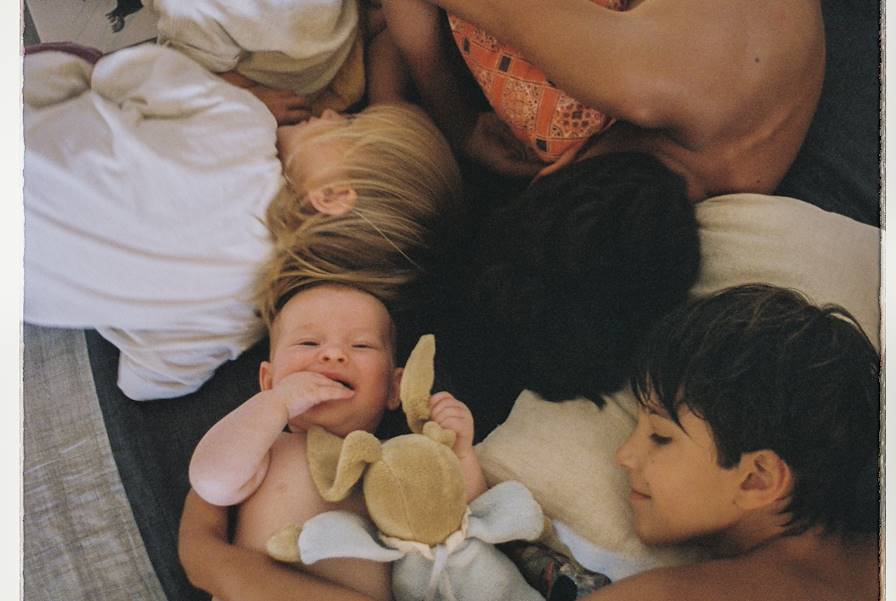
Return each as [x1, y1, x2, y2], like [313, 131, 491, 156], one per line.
[319, 371, 354, 390]
[330, 376, 354, 390]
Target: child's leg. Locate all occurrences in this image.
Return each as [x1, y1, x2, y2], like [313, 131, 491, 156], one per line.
[233, 432, 392, 601]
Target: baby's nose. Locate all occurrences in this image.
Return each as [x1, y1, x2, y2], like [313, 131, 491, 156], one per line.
[320, 344, 347, 362]
[320, 109, 340, 121]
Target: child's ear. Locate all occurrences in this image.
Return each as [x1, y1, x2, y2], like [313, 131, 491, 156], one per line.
[734, 449, 793, 510]
[259, 361, 274, 391]
[387, 367, 404, 411]
[307, 185, 358, 215]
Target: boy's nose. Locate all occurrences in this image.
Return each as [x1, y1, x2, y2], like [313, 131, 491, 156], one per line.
[615, 436, 635, 471]
[615, 426, 641, 471]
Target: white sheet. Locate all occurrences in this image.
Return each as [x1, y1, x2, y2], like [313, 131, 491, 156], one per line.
[24, 45, 283, 400]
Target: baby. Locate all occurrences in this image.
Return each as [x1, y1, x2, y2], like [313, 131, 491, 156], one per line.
[188, 282, 486, 600]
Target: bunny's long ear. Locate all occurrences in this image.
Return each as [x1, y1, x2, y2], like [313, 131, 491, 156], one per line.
[422, 420, 456, 448]
[307, 426, 382, 502]
[399, 334, 436, 434]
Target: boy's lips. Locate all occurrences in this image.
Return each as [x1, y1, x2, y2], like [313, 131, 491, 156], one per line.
[629, 488, 651, 502]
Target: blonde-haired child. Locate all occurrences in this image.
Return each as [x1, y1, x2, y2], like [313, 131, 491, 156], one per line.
[258, 102, 464, 325]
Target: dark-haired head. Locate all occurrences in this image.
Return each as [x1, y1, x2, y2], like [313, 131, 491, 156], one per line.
[631, 284, 881, 536]
[473, 151, 700, 402]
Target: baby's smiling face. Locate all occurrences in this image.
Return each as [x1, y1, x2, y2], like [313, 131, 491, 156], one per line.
[260, 284, 401, 436]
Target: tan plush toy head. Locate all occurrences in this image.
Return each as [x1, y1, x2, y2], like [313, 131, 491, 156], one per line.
[279, 334, 467, 551]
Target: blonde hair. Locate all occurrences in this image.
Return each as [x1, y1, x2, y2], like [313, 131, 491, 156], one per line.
[257, 103, 463, 328]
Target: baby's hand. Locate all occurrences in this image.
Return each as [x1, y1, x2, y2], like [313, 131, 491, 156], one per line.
[272, 371, 354, 419]
[429, 392, 475, 459]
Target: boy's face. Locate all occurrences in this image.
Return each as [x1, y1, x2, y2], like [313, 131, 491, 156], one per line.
[260, 285, 401, 436]
[615, 400, 744, 546]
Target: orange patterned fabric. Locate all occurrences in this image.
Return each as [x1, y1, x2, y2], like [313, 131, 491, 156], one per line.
[448, 0, 627, 162]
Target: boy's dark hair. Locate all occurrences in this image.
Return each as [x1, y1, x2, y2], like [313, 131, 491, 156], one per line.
[631, 284, 881, 536]
[472, 151, 700, 403]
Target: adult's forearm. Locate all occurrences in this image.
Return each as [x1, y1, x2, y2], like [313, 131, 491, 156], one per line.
[200, 544, 379, 601]
[382, 0, 478, 147]
[180, 490, 378, 601]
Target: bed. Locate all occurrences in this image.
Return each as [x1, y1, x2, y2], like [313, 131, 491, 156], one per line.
[22, 1, 881, 599]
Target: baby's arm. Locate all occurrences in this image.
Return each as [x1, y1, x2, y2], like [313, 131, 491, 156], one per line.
[429, 392, 488, 501]
[189, 371, 354, 506]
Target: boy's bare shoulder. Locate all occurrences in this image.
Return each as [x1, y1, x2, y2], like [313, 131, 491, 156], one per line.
[584, 561, 729, 601]
[585, 537, 879, 601]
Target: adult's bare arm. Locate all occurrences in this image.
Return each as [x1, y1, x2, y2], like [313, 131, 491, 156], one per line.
[179, 489, 378, 601]
[381, 0, 476, 146]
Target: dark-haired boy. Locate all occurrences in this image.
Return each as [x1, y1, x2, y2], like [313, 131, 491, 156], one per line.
[587, 284, 879, 601]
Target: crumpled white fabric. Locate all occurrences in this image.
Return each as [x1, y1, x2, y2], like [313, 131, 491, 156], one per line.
[150, 0, 359, 95]
[24, 45, 283, 399]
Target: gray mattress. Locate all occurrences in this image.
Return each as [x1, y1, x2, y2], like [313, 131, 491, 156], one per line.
[23, 325, 165, 600]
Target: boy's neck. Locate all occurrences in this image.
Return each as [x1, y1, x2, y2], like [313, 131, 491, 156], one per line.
[699, 510, 790, 558]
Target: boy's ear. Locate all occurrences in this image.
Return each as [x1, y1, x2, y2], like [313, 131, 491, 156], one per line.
[259, 361, 273, 391]
[734, 450, 793, 510]
[387, 367, 404, 411]
[307, 185, 358, 216]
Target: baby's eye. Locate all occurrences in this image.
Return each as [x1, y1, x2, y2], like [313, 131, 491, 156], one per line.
[296, 340, 319, 347]
[649, 433, 672, 446]
[352, 342, 375, 349]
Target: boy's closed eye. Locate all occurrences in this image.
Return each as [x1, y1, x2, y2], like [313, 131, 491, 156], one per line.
[649, 433, 673, 445]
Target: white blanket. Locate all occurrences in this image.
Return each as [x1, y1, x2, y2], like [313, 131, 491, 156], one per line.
[24, 45, 283, 400]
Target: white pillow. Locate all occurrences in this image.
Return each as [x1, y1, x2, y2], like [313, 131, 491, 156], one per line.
[475, 388, 706, 579]
[693, 194, 880, 349]
[475, 193, 881, 576]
